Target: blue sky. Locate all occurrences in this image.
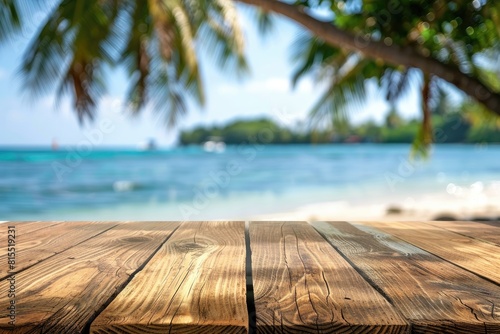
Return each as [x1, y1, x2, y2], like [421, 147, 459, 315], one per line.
[0, 6, 421, 147]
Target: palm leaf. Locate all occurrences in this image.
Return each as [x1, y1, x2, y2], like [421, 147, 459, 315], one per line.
[290, 34, 345, 87]
[148, 0, 176, 61]
[7, 0, 250, 126]
[121, 1, 152, 112]
[0, 0, 21, 41]
[254, 7, 274, 35]
[383, 67, 415, 103]
[411, 74, 433, 158]
[148, 54, 188, 127]
[309, 56, 367, 129]
[20, 0, 123, 122]
[198, 0, 248, 75]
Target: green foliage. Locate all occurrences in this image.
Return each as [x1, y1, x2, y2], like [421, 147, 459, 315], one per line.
[459, 100, 500, 142]
[296, 0, 500, 60]
[290, 0, 500, 147]
[2, 0, 251, 125]
[2, 0, 500, 139]
[179, 118, 333, 145]
[432, 113, 472, 143]
[0, 0, 22, 42]
[380, 119, 420, 143]
[467, 124, 500, 142]
[181, 101, 500, 145]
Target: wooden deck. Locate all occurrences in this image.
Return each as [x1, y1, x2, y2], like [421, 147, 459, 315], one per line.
[1, 221, 499, 333]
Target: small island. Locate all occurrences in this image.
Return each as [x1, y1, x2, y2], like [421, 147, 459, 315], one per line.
[179, 103, 500, 146]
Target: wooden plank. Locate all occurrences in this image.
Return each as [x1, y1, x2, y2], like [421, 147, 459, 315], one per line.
[249, 221, 408, 333]
[425, 221, 500, 246]
[0, 221, 118, 279]
[359, 221, 500, 285]
[1, 221, 62, 234]
[0, 221, 180, 333]
[313, 221, 500, 333]
[91, 221, 248, 334]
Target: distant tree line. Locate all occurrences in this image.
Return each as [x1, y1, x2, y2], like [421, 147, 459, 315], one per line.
[179, 103, 500, 145]
[179, 119, 333, 145]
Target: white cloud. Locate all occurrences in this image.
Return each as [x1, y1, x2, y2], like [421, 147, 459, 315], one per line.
[100, 95, 125, 115]
[295, 78, 314, 94]
[247, 77, 290, 93]
[39, 95, 73, 119]
[217, 76, 316, 96]
[39, 94, 130, 121]
[217, 77, 289, 94]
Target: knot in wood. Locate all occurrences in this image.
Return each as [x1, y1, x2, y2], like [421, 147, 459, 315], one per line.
[174, 240, 210, 253]
[121, 236, 151, 243]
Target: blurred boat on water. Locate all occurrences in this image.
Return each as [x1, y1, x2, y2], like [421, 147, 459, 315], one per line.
[138, 138, 157, 151]
[203, 136, 226, 153]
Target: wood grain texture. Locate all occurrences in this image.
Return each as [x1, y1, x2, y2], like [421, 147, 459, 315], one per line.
[425, 221, 500, 246]
[91, 221, 248, 334]
[1, 221, 62, 234]
[0, 222, 180, 333]
[0, 221, 117, 279]
[358, 221, 500, 285]
[249, 221, 408, 333]
[313, 221, 500, 333]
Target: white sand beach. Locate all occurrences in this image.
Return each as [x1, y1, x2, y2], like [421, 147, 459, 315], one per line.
[255, 182, 500, 222]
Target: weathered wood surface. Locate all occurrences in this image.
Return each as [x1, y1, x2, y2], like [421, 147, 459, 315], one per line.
[0, 221, 117, 279]
[425, 220, 500, 246]
[313, 221, 500, 333]
[91, 221, 248, 334]
[2, 220, 500, 333]
[249, 221, 408, 333]
[1, 221, 61, 233]
[0, 222, 180, 333]
[359, 221, 500, 285]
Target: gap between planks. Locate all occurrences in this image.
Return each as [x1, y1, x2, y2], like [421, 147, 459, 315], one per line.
[0, 222, 181, 333]
[357, 221, 500, 287]
[312, 221, 500, 333]
[423, 221, 500, 247]
[90, 221, 248, 334]
[90, 222, 409, 333]
[12, 221, 495, 333]
[81, 223, 182, 334]
[249, 221, 408, 333]
[244, 221, 257, 334]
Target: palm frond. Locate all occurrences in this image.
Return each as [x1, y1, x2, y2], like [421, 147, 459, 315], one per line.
[171, 5, 196, 70]
[172, 28, 205, 105]
[121, 1, 152, 112]
[67, 61, 102, 122]
[7, 0, 250, 127]
[148, 0, 175, 60]
[475, 64, 500, 92]
[143, 14, 202, 129]
[444, 39, 474, 75]
[0, 0, 53, 41]
[0, 0, 22, 41]
[290, 33, 344, 87]
[411, 74, 433, 157]
[125, 39, 150, 112]
[254, 7, 274, 35]
[309, 57, 368, 129]
[198, 0, 248, 75]
[148, 54, 188, 128]
[383, 68, 415, 103]
[20, 0, 123, 123]
[428, 79, 454, 115]
[214, 0, 245, 55]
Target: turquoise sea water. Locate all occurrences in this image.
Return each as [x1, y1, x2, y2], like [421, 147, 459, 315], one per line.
[0, 144, 499, 220]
